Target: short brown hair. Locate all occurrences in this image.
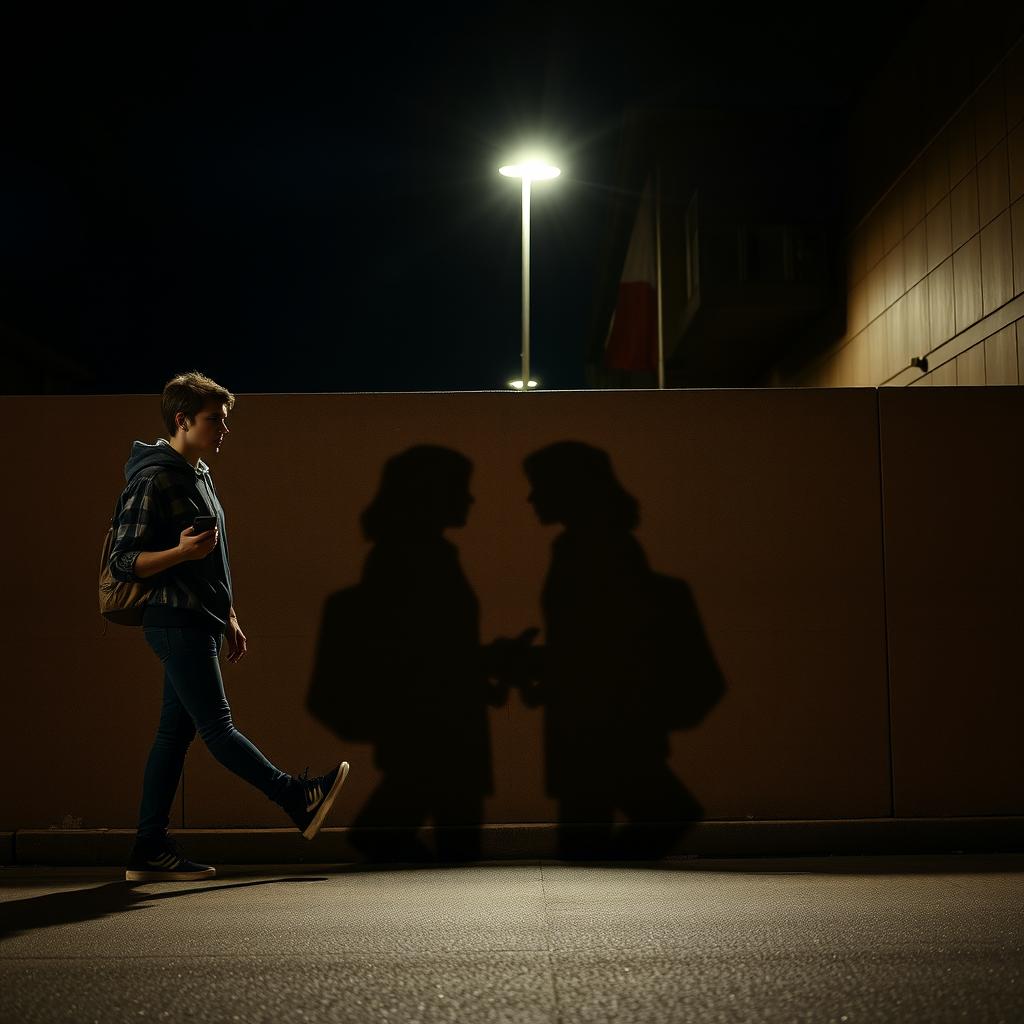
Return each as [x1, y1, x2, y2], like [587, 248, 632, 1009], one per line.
[161, 371, 236, 437]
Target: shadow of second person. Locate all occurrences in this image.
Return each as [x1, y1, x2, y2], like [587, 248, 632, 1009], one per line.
[307, 446, 501, 863]
[517, 441, 726, 861]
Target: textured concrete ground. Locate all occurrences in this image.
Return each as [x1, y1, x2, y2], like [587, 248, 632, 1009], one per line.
[1, 855, 1022, 1023]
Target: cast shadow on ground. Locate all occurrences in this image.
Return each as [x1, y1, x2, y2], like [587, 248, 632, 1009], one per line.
[0, 877, 326, 943]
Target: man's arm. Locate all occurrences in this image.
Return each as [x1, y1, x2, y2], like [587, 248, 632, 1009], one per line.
[110, 474, 219, 581]
[134, 547, 188, 579]
[109, 476, 163, 583]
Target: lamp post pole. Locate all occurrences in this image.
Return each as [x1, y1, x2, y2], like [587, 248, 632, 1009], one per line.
[520, 176, 531, 394]
[499, 158, 559, 390]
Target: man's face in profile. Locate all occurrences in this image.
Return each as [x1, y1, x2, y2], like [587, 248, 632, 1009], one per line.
[187, 400, 230, 457]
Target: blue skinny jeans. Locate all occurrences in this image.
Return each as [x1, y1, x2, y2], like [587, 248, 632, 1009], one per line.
[137, 626, 291, 842]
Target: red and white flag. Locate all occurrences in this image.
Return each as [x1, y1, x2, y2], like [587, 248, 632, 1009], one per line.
[603, 178, 658, 373]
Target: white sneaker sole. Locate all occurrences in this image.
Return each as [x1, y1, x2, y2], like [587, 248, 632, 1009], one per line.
[303, 761, 350, 840]
[125, 865, 216, 882]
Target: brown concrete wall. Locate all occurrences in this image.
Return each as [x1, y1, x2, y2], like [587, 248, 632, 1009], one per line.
[880, 386, 1024, 815]
[0, 389, 901, 832]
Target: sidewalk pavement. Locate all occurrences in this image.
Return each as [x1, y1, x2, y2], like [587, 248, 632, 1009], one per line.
[2, 855, 1023, 1023]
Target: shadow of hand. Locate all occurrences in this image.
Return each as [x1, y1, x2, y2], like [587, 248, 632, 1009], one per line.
[485, 628, 543, 704]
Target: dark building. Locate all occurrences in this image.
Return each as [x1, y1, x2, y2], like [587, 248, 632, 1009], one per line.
[588, 4, 1024, 391]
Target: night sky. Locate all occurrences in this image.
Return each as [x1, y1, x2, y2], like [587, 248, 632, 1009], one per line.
[2, 5, 914, 394]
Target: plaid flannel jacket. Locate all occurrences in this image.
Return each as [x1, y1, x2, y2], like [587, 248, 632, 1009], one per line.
[109, 464, 232, 618]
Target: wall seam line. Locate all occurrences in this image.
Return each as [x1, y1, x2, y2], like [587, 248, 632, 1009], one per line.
[875, 390, 897, 819]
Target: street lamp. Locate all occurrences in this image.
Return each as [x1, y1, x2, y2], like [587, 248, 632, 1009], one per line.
[499, 158, 560, 391]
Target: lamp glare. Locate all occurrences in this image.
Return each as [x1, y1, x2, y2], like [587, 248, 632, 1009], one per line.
[498, 161, 560, 180]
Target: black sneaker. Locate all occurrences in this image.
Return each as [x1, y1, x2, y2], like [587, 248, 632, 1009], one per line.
[125, 838, 216, 882]
[282, 762, 350, 840]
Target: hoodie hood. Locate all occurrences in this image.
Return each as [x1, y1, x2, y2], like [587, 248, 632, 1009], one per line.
[124, 438, 209, 483]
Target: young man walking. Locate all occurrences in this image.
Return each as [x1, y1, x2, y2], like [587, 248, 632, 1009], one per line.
[110, 371, 349, 881]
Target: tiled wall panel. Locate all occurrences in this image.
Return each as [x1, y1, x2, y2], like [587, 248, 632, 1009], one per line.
[925, 135, 950, 210]
[956, 340, 986, 383]
[793, 29, 1024, 389]
[978, 140, 1010, 223]
[882, 189, 903, 253]
[883, 244, 906, 307]
[906, 279, 930, 357]
[980, 210, 1013, 313]
[905, 219, 928, 286]
[1013, 197, 1024, 293]
[1006, 40, 1024, 128]
[903, 158, 928, 229]
[1008, 122, 1024, 201]
[975, 67, 1007, 155]
[952, 236, 983, 332]
[928, 257, 956, 347]
[947, 105, 977, 186]
[984, 324, 1018, 382]
[926, 196, 953, 270]
[950, 170, 979, 248]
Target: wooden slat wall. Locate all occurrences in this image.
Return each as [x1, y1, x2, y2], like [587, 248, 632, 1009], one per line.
[792, 36, 1024, 388]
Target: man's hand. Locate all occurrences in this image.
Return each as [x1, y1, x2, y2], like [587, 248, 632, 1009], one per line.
[226, 615, 248, 664]
[177, 525, 219, 562]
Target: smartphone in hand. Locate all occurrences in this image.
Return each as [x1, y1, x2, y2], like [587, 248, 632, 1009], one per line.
[192, 515, 217, 534]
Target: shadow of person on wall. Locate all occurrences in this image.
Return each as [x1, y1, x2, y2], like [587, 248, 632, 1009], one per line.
[307, 446, 505, 863]
[499, 441, 725, 861]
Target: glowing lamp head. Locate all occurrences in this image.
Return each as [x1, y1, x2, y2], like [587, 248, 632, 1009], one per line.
[499, 160, 561, 181]
[507, 379, 539, 390]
